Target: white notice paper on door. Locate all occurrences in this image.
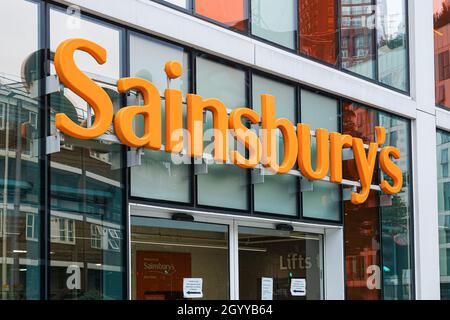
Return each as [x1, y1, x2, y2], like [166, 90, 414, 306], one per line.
[261, 277, 273, 300]
[183, 278, 203, 298]
[290, 278, 306, 296]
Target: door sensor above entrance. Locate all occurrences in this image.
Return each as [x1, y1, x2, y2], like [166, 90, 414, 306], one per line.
[275, 224, 294, 232]
[172, 213, 194, 222]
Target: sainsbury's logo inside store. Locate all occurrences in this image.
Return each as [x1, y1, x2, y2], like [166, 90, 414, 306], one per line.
[54, 38, 403, 206]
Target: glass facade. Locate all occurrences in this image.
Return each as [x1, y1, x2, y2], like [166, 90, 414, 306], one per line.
[49, 8, 125, 299]
[343, 102, 413, 300]
[437, 130, 450, 299]
[154, 0, 411, 92]
[0, 0, 42, 300]
[0, 1, 415, 300]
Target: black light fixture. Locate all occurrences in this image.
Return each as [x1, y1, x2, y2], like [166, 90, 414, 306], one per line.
[172, 212, 194, 222]
[275, 223, 294, 232]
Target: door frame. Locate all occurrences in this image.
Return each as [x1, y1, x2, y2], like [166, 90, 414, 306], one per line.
[128, 203, 343, 300]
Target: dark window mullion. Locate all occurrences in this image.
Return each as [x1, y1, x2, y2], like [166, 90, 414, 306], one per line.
[122, 28, 131, 301]
[374, 0, 379, 82]
[39, 0, 51, 300]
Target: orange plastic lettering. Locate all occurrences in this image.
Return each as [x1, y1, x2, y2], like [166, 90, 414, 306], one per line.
[375, 126, 386, 146]
[379, 146, 403, 194]
[329, 132, 353, 183]
[187, 94, 228, 162]
[352, 138, 378, 204]
[114, 78, 161, 149]
[54, 38, 113, 139]
[164, 61, 183, 80]
[297, 124, 330, 180]
[165, 88, 184, 153]
[261, 94, 298, 174]
[229, 108, 262, 168]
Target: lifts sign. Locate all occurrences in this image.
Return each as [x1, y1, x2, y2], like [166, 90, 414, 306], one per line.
[54, 38, 403, 205]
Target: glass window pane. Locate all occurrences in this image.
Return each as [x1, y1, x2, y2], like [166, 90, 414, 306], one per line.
[301, 90, 340, 221]
[438, 130, 450, 299]
[252, 75, 298, 216]
[340, 0, 376, 79]
[377, 0, 408, 91]
[251, 0, 297, 49]
[378, 112, 413, 300]
[196, 57, 248, 210]
[50, 9, 121, 80]
[239, 227, 322, 300]
[0, 0, 41, 300]
[49, 8, 125, 300]
[195, 0, 248, 32]
[196, 57, 246, 107]
[434, 0, 450, 108]
[343, 102, 381, 300]
[301, 90, 338, 130]
[163, 0, 189, 9]
[130, 33, 188, 96]
[131, 217, 229, 300]
[132, 147, 191, 203]
[129, 33, 191, 203]
[252, 75, 296, 121]
[299, 0, 338, 66]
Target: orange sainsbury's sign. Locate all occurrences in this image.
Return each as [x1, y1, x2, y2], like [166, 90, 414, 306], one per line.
[54, 38, 403, 205]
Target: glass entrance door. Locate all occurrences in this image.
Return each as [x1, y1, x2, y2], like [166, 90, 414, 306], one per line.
[129, 206, 325, 300]
[130, 216, 230, 300]
[238, 226, 323, 300]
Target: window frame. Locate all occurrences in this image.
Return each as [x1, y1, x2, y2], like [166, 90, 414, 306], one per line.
[50, 217, 76, 245]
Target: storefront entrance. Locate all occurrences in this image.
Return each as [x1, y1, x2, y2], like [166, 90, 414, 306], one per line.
[130, 205, 324, 300]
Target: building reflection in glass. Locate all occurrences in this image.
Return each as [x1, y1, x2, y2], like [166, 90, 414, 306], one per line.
[437, 130, 450, 299]
[299, 0, 338, 66]
[435, 0, 450, 108]
[0, 0, 42, 300]
[340, 0, 376, 79]
[47, 7, 125, 300]
[343, 101, 413, 300]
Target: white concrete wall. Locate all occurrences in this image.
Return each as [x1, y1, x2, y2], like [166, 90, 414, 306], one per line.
[409, 0, 441, 299]
[412, 111, 441, 299]
[54, 0, 443, 299]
